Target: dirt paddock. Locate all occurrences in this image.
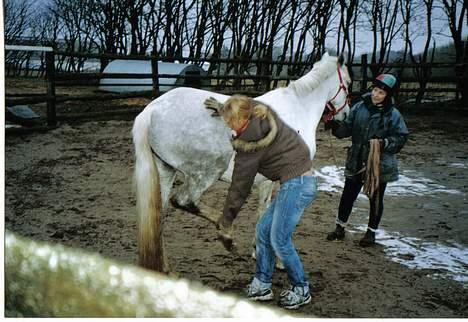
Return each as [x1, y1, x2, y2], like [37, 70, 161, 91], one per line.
[4, 101, 468, 317]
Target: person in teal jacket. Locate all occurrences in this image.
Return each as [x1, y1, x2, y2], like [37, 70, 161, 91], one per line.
[326, 74, 409, 246]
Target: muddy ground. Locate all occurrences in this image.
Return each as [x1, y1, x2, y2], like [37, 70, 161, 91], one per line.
[4, 97, 468, 317]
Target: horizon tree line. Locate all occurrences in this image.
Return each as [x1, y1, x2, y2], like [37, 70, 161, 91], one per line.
[4, 0, 467, 104]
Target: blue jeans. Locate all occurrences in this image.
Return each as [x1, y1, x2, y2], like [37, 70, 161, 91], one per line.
[255, 175, 317, 288]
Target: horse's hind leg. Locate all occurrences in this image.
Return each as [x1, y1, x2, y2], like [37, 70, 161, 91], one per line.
[170, 169, 223, 225]
[155, 158, 176, 211]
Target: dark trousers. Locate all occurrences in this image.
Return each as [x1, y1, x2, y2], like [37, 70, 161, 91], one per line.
[337, 177, 387, 230]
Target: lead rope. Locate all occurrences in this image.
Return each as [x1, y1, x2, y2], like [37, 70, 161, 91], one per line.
[327, 129, 338, 164]
[363, 139, 381, 211]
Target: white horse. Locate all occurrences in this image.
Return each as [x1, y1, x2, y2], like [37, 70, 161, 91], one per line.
[132, 52, 351, 272]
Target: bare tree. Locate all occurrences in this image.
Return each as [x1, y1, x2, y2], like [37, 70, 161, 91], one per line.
[159, 0, 193, 59]
[48, 0, 97, 71]
[83, 0, 129, 70]
[336, 0, 361, 64]
[4, 0, 36, 75]
[437, 0, 467, 104]
[184, 0, 211, 60]
[125, 0, 153, 55]
[292, 0, 319, 70]
[275, 0, 301, 76]
[437, 0, 467, 63]
[4, 0, 32, 41]
[87, 0, 128, 54]
[362, 0, 404, 76]
[406, 0, 437, 105]
[205, 0, 231, 64]
[280, 0, 336, 76]
[398, 0, 414, 63]
[149, 0, 166, 56]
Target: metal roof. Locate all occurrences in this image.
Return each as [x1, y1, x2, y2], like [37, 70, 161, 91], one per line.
[99, 59, 207, 93]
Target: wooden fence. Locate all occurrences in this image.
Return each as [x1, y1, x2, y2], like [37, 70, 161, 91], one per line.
[6, 230, 296, 318]
[5, 47, 467, 127]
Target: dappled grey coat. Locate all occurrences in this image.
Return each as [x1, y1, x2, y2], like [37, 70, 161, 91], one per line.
[333, 93, 409, 183]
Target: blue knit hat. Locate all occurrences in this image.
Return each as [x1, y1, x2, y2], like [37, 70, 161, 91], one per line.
[373, 74, 397, 95]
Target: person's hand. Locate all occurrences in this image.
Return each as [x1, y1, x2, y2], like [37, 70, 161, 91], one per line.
[368, 138, 386, 150]
[204, 97, 223, 116]
[216, 215, 235, 251]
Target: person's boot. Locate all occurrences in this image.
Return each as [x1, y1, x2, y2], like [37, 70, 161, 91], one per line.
[359, 229, 376, 247]
[326, 224, 345, 241]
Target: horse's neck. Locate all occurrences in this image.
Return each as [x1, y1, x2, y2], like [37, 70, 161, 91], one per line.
[257, 83, 330, 159]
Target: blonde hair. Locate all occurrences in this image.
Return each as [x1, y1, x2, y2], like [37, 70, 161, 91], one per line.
[222, 95, 268, 128]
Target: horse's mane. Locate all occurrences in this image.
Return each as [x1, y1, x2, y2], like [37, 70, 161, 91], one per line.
[288, 54, 338, 97]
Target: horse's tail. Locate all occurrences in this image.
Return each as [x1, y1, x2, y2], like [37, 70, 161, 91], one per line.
[132, 105, 165, 272]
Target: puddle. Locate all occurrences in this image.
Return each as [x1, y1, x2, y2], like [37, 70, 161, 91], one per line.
[448, 163, 468, 169]
[350, 225, 468, 287]
[315, 165, 464, 196]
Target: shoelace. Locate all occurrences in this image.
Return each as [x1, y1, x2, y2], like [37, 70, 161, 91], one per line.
[281, 286, 309, 301]
[280, 289, 301, 302]
[247, 284, 267, 296]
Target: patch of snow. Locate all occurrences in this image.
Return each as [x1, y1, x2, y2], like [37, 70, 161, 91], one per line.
[351, 225, 468, 287]
[315, 165, 464, 196]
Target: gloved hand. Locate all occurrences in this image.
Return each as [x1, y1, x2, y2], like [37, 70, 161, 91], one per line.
[204, 97, 223, 116]
[324, 120, 341, 131]
[216, 215, 235, 251]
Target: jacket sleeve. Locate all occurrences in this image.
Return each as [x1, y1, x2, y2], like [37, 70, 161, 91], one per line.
[332, 103, 358, 138]
[383, 112, 409, 154]
[222, 151, 260, 223]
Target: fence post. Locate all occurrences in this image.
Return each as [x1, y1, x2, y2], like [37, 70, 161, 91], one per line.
[360, 54, 368, 93]
[151, 53, 159, 99]
[459, 40, 468, 107]
[234, 57, 241, 91]
[262, 59, 271, 92]
[461, 63, 468, 107]
[45, 51, 56, 126]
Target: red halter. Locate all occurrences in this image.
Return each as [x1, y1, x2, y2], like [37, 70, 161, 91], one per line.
[322, 67, 350, 123]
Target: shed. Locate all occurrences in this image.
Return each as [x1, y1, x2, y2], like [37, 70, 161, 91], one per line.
[98, 60, 209, 93]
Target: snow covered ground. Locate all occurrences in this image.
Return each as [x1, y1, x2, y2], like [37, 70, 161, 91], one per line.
[315, 165, 468, 287]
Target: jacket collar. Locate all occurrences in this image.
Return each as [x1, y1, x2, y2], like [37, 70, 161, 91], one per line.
[362, 93, 393, 114]
[231, 110, 278, 152]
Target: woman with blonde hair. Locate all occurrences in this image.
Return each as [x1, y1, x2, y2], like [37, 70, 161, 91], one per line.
[206, 94, 317, 310]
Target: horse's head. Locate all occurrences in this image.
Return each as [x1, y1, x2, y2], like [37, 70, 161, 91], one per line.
[287, 52, 351, 124]
[322, 53, 351, 123]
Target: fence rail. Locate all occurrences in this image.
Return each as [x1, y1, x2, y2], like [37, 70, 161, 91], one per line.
[5, 47, 467, 127]
[5, 230, 295, 318]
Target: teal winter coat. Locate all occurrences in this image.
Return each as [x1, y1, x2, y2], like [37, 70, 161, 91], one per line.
[333, 93, 409, 183]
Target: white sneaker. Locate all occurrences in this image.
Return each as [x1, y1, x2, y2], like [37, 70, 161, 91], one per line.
[245, 277, 274, 301]
[278, 285, 311, 310]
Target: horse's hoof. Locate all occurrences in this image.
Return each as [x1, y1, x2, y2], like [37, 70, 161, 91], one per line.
[275, 261, 285, 271]
[217, 232, 235, 252]
[170, 197, 200, 215]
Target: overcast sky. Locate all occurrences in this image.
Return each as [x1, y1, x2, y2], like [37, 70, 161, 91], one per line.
[25, 0, 468, 57]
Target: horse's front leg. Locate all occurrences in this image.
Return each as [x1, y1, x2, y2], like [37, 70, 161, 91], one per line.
[252, 180, 285, 270]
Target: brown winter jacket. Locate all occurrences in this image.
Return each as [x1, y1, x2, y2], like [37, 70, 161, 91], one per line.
[222, 103, 312, 224]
